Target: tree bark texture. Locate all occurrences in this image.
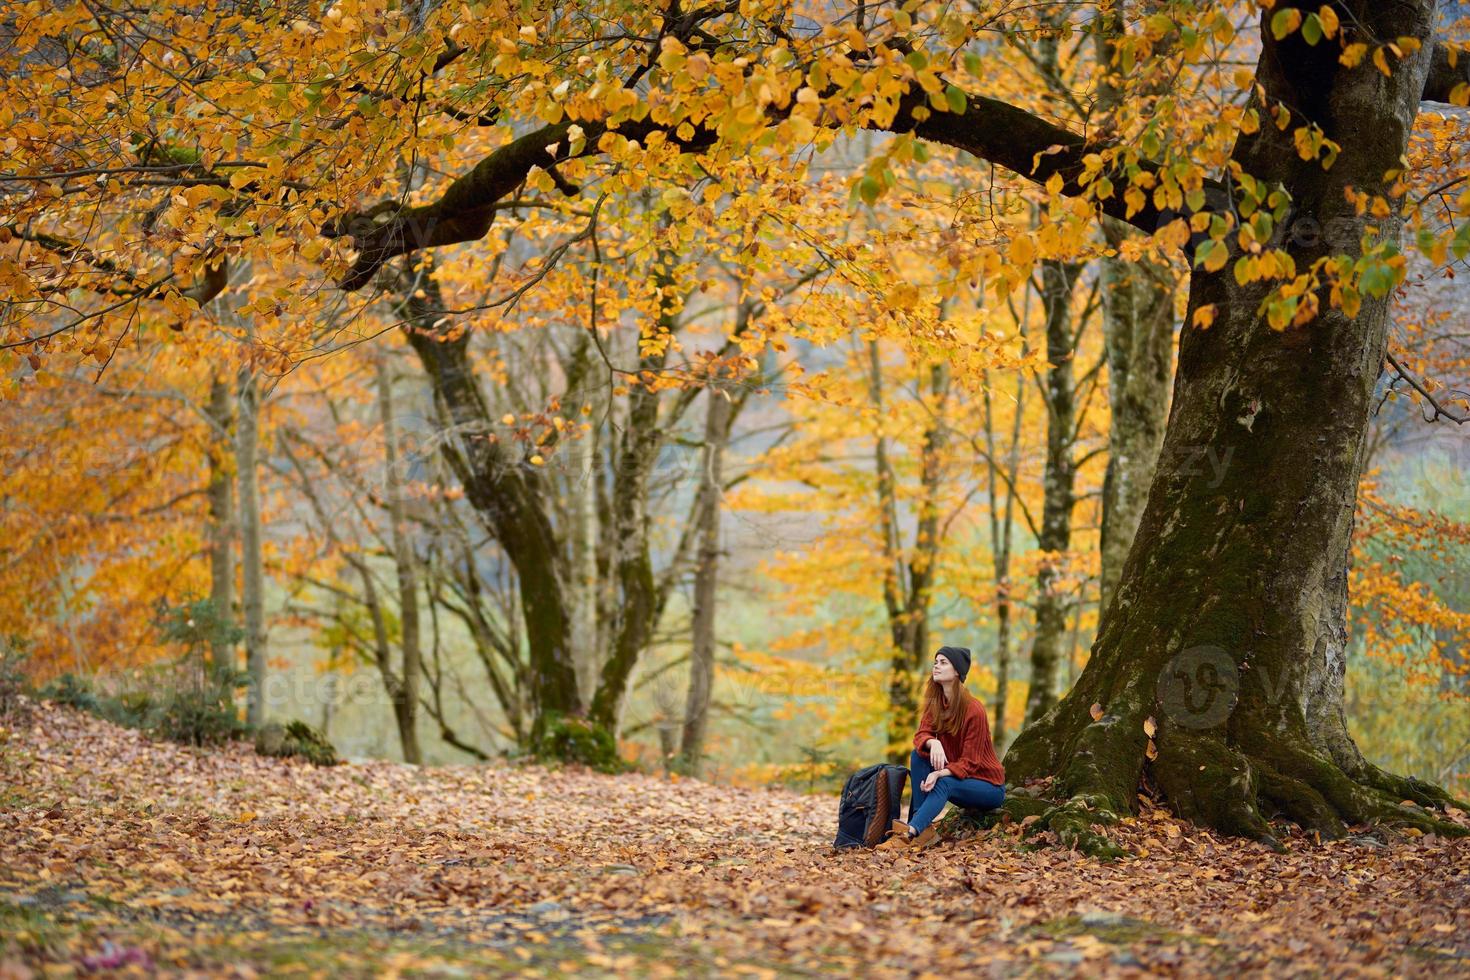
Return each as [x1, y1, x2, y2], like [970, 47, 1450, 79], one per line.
[1097, 245, 1176, 615]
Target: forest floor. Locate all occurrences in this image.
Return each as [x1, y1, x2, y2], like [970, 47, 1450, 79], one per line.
[1, 703, 1468, 978]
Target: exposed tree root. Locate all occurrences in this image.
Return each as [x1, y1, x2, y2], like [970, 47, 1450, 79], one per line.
[986, 701, 1468, 860]
[1342, 755, 1470, 813]
[1252, 759, 1344, 840]
[1028, 798, 1129, 860]
[1152, 732, 1283, 850]
[948, 794, 1127, 861]
[1243, 736, 1469, 839]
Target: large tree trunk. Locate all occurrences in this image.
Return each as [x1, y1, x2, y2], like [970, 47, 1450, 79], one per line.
[1003, 3, 1469, 851]
[376, 354, 423, 765]
[398, 263, 581, 743]
[1022, 259, 1082, 726]
[205, 374, 236, 670]
[1097, 245, 1176, 614]
[236, 336, 268, 728]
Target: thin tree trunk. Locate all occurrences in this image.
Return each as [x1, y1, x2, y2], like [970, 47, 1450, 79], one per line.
[236, 336, 267, 727]
[1097, 247, 1175, 616]
[587, 258, 679, 734]
[205, 374, 235, 669]
[867, 340, 952, 761]
[867, 341, 914, 761]
[982, 318, 1029, 753]
[906, 360, 950, 665]
[397, 261, 581, 742]
[376, 353, 423, 765]
[1023, 259, 1082, 727]
[678, 385, 733, 776]
[585, 374, 663, 732]
[570, 415, 601, 708]
[555, 333, 603, 707]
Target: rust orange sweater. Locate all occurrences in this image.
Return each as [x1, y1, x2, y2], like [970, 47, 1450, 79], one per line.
[913, 695, 1006, 786]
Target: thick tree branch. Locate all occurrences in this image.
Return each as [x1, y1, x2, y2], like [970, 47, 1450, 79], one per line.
[324, 84, 1173, 292]
[896, 90, 1179, 232]
[322, 35, 1470, 292]
[325, 118, 716, 290]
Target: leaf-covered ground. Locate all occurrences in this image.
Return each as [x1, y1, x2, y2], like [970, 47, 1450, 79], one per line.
[2, 703, 1468, 978]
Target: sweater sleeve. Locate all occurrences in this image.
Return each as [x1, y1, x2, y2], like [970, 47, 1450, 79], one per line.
[946, 702, 993, 780]
[913, 707, 938, 755]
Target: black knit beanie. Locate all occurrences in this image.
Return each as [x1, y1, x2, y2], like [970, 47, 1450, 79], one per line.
[936, 646, 971, 681]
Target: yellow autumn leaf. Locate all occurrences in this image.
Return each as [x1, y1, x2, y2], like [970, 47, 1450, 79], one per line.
[1317, 6, 1339, 38]
[1340, 43, 1368, 68]
[1372, 47, 1391, 78]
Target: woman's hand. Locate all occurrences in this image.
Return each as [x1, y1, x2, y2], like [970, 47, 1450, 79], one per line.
[921, 768, 950, 793]
[927, 738, 948, 770]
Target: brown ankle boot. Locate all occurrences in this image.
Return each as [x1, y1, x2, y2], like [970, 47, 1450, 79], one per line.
[910, 824, 939, 852]
[875, 819, 913, 852]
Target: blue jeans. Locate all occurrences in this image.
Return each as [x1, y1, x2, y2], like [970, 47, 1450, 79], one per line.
[906, 748, 1005, 833]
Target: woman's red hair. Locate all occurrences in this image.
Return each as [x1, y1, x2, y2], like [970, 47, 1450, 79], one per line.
[919, 676, 974, 736]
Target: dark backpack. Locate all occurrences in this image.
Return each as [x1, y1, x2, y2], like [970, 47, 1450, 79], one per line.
[834, 763, 909, 849]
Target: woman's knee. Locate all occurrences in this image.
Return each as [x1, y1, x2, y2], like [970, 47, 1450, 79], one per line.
[954, 780, 1003, 809]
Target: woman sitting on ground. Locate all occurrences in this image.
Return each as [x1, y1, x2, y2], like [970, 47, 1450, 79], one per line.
[876, 645, 1006, 853]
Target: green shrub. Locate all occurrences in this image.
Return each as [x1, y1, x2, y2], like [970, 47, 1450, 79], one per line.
[37, 663, 244, 747]
[24, 601, 249, 748]
[0, 642, 28, 718]
[146, 664, 250, 747]
[536, 713, 626, 774]
[143, 599, 249, 747]
[102, 690, 156, 729]
[255, 720, 340, 766]
[38, 672, 102, 713]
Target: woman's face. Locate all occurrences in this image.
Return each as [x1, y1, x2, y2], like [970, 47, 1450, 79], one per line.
[931, 654, 957, 684]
